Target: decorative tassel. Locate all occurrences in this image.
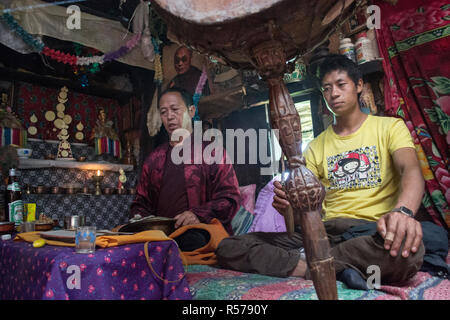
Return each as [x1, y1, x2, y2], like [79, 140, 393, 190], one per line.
[192, 65, 208, 121]
[151, 37, 163, 84]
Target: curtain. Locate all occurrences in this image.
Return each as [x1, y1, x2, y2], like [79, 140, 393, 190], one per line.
[374, 0, 450, 228]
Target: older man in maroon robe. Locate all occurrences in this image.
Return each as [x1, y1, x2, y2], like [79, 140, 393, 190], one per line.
[130, 87, 240, 251]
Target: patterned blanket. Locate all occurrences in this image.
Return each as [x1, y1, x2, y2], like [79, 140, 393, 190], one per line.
[185, 254, 450, 300]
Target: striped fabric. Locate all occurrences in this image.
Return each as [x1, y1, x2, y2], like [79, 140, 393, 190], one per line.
[0, 127, 27, 147]
[94, 136, 122, 158]
[231, 206, 255, 236]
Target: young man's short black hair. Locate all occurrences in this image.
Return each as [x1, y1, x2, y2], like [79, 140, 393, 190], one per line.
[158, 87, 194, 108]
[318, 54, 363, 87]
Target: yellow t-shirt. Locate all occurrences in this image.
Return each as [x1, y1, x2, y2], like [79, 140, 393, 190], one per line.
[304, 115, 415, 222]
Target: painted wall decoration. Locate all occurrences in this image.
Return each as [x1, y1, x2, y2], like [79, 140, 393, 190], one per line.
[15, 82, 122, 144]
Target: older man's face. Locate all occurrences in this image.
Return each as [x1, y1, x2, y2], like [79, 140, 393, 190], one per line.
[174, 47, 192, 75]
[159, 92, 195, 138]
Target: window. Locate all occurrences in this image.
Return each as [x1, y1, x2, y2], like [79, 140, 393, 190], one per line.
[295, 100, 314, 151]
[265, 98, 316, 177]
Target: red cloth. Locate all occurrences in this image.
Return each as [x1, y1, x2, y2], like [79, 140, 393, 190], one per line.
[130, 139, 241, 235]
[374, 0, 450, 227]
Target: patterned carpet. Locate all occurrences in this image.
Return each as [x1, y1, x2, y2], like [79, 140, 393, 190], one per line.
[185, 255, 450, 300]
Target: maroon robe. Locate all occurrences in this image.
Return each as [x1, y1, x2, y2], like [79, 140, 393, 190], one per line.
[130, 139, 240, 235]
[168, 65, 210, 96]
[156, 145, 189, 218]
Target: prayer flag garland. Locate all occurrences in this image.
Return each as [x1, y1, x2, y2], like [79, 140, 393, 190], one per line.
[95, 136, 122, 158]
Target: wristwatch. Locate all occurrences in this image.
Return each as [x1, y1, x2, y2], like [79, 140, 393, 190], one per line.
[391, 206, 414, 217]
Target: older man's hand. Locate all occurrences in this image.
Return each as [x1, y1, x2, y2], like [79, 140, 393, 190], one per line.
[377, 211, 423, 258]
[174, 211, 201, 229]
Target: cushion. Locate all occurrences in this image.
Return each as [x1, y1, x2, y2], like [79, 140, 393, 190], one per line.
[238, 184, 256, 215]
[231, 205, 255, 235]
[249, 176, 287, 233]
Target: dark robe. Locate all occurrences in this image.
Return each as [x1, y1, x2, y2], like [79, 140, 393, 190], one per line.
[156, 145, 189, 218]
[169, 65, 210, 96]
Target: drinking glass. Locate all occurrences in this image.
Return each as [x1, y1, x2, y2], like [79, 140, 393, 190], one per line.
[21, 221, 35, 233]
[75, 226, 96, 254]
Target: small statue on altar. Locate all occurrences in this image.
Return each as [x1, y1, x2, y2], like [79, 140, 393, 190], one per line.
[1, 93, 27, 148]
[118, 168, 127, 190]
[90, 107, 119, 141]
[0, 93, 23, 129]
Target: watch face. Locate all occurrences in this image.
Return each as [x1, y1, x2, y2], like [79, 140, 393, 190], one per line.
[400, 206, 413, 216]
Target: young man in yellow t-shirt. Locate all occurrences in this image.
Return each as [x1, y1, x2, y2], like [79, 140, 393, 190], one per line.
[216, 55, 428, 289]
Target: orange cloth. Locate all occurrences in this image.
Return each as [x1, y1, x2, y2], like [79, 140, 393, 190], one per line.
[169, 218, 229, 265]
[14, 219, 229, 266]
[96, 230, 170, 247]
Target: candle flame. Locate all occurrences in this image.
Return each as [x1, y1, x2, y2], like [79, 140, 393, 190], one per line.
[97, 170, 101, 176]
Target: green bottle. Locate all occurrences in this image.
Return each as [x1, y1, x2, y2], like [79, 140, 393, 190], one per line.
[5, 168, 24, 226]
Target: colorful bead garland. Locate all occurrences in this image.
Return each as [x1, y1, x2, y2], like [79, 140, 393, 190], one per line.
[0, 12, 45, 51]
[0, 12, 142, 67]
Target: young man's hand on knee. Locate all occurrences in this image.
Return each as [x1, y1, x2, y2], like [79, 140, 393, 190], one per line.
[377, 211, 423, 258]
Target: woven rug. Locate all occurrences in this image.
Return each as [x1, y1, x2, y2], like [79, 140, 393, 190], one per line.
[185, 254, 450, 300]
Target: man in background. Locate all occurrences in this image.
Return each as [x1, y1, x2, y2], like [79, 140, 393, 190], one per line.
[168, 46, 209, 96]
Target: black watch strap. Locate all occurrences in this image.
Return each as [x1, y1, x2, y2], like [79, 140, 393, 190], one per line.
[392, 206, 414, 217]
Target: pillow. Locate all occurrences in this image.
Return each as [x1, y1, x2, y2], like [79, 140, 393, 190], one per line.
[249, 176, 287, 233]
[231, 206, 255, 235]
[239, 184, 256, 215]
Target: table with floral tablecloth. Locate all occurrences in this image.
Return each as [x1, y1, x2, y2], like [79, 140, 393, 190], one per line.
[0, 236, 192, 300]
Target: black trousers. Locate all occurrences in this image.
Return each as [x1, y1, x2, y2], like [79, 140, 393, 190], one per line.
[173, 228, 211, 251]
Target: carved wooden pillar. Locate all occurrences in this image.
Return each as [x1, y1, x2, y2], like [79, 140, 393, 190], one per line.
[251, 40, 337, 300]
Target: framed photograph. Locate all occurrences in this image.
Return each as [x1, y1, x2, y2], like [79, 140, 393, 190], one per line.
[162, 43, 205, 94]
[342, 2, 369, 37]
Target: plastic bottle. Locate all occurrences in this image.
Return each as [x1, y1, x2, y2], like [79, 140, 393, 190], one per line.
[339, 38, 356, 63]
[355, 32, 375, 64]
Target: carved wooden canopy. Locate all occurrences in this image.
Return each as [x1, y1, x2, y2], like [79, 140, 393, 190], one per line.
[152, 0, 360, 72]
